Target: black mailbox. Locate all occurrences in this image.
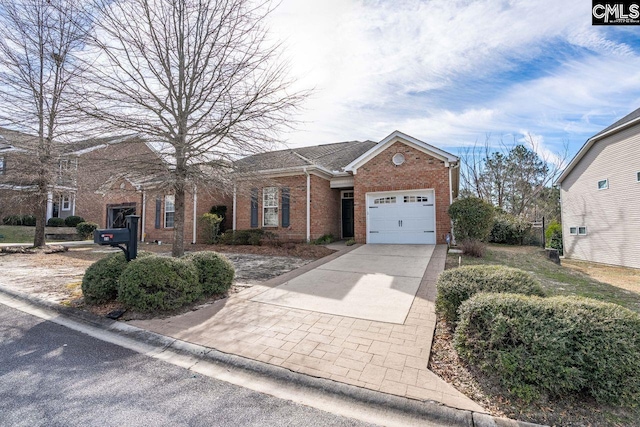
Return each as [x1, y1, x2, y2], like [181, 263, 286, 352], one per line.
[94, 228, 130, 245]
[93, 215, 140, 261]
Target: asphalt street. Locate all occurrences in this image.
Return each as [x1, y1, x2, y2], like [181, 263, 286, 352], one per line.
[0, 303, 375, 427]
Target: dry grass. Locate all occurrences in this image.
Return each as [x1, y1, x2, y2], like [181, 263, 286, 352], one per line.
[563, 259, 640, 294]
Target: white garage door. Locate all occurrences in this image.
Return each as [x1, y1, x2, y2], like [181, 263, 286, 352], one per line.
[367, 190, 436, 244]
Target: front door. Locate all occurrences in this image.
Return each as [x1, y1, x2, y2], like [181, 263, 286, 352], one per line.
[342, 198, 354, 238]
[107, 204, 136, 228]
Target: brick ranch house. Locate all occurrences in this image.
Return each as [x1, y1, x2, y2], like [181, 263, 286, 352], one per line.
[232, 131, 460, 244]
[0, 128, 229, 244]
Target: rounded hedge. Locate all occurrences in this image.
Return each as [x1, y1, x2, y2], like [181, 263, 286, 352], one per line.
[76, 221, 98, 240]
[182, 251, 235, 296]
[448, 197, 495, 242]
[64, 215, 85, 227]
[81, 251, 152, 304]
[47, 217, 66, 227]
[454, 293, 640, 405]
[435, 265, 545, 322]
[117, 256, 201, 312]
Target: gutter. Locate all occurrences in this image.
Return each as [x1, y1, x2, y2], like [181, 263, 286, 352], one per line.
[192, 186, 197, 244]
[304, 167, 311, 242]
[141, 190, 146, 242]
[232, 182, 237, 231]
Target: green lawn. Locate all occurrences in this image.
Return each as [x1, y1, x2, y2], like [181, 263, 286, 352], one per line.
[0, 225, 80, 244]
[0, 225, 36, 243]
[447, 244, 640, 314]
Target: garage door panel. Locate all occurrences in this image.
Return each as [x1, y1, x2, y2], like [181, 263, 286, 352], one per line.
[367, 190, 436, 245]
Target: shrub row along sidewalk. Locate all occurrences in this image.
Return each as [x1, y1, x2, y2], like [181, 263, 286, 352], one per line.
[82, 251, 235, 311]
[436, 264, 640, 407]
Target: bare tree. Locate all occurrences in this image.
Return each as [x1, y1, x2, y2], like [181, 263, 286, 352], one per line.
[0, 0, 90, 247]
[82, 0, 306, 257]
[458, 134, 568, 219]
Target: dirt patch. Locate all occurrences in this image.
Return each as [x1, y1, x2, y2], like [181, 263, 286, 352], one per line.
[0, 244, 329, 315]
[563, 259, 640, 294]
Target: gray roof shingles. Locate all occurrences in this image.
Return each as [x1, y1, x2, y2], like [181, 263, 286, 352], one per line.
[592, 106, 640, 139]
[234, 140, 377, 173]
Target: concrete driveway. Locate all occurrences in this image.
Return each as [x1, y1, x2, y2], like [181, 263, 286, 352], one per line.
[251, 245, 435, 324]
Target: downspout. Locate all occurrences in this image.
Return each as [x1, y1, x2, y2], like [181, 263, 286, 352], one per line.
[232, 182, 237, 231]
[448, 162, 456, 245]
[71, 193, 76, 216]
[192, 186, 197, 244]
[305, 168, 310, 242]
[141, 189, 146, 242]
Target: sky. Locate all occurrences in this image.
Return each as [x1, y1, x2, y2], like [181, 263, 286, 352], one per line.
[266, 0, 640, 163]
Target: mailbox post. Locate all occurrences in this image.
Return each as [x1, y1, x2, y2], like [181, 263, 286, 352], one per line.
[94, 215, 140, 261]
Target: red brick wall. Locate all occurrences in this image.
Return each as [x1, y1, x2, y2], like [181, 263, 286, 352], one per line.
[234, 174, 340, 242]
[309, 174, 340, 239]
[140, 188, 230, 245]
[235, 175, 308, 242]
[353, 141, 452, 244]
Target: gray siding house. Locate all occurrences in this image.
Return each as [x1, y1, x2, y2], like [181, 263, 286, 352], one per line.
[557, 107, 640, 269]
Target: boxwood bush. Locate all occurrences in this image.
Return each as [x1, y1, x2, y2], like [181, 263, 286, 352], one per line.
[64, 215, 85, 227]
[81, 251, 152, 304]
[182, 251, 235, 295]
[219, 229, 277, 246]
[435, 265, 544, 322]
[455, 293, 640, 405]
[47, 217, 66, 227]
[118, 256, 201, 312]
[490, 213, 531, 245]
[76, 221, 98, 240]
[21, 215, 36, 226]
[448, 197, 495, 242]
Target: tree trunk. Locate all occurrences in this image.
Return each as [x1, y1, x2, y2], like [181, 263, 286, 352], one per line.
[172, 184, 186, 257]
[33, 183, 47, 248]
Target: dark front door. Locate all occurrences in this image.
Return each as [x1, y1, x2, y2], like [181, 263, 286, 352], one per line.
[342, 198, 354, 238]
[107, 204, 136, 228]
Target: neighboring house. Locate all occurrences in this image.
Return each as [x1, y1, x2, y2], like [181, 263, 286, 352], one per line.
[0, 128, 229, 243]
[557, 107, 640, 269]
[0, 127, 78, 221]
[232, 131, 459, 244]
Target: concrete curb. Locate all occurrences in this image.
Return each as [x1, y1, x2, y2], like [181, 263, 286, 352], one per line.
[0, 284, 546, 427]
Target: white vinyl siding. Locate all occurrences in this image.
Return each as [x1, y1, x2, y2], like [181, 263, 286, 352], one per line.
[560, 123, 640, 268]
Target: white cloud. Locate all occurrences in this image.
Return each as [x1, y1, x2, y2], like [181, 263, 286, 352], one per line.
[266, 0, 640, 157]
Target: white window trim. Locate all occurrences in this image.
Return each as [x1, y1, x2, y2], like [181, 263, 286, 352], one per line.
[0, 155, 4, 175]
[61, 195, 71, 211]
[578, 226, 587, 236]
[597, 179, 608, 190]
[164, 195, 175, 228]
[263, 187, 279, 227]
[569, 227, 577, 235]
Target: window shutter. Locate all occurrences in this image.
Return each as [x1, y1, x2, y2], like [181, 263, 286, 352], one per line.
[250, 188, 258, 228]
[281, 187, 290, 227]
[155, 197, 161, 229]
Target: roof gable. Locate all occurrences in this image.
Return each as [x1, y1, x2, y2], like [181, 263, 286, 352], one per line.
[557, 106, 640, 184]
[344, 130, 458, 173]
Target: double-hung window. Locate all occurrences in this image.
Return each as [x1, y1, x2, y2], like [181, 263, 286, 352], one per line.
[164, 195, 175, 228]
[61, 195, 71, 211]
[263, 187, 278, 227]
[0, 156, 4, 175]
